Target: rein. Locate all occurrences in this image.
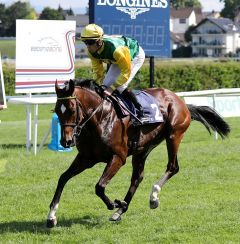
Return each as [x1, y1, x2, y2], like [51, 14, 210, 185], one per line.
[74, 100, 104, 137]
[57, 95, 104, 138]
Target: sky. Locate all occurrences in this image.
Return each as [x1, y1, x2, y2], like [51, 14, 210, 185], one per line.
[0, 0, 89, 14]
[199, 0, 224, 12]
[0, 0, 224, 13]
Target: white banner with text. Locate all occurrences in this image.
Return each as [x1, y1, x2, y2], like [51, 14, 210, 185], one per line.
[16, 19, 76, 94]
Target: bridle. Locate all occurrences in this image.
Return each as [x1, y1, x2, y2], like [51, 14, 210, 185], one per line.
[57, 95, 104, 138]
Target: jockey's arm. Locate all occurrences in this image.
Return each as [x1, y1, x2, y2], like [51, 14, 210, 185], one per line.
[89, 53, 104, 85]
[110, 46, 131, 90]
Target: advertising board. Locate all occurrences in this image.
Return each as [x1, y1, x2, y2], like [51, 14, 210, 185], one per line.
[15, 20, 76, 94]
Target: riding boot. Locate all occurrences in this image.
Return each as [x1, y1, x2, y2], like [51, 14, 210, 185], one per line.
[122, 89, 144, 117]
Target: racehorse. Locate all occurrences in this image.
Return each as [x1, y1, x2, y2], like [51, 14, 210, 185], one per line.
[46, 79, 230, 228]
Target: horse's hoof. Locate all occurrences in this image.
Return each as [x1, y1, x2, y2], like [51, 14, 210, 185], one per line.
[150, 199, 159, 209]
[109, 212, 121, 222]
[46, 218, 57, 228]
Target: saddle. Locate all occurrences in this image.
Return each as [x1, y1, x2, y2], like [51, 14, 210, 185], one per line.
[95, 84, 164, 126]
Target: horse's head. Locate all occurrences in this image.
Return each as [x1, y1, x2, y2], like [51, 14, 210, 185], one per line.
[55, 79, 81, 148]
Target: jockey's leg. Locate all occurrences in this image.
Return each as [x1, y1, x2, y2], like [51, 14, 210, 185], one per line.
[117, 46, 145, 116]
[121, 89, 144, 116]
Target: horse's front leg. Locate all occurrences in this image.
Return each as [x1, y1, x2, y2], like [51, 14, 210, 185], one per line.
[47, 154, 94, 228]
[110, 152, 147, 221]
[95, 154, 125, 210]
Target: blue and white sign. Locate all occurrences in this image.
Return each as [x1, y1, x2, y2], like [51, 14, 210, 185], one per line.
[90, 0, 170, 57]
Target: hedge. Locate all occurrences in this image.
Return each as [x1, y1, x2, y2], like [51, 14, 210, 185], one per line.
[3, 61, 240, 96]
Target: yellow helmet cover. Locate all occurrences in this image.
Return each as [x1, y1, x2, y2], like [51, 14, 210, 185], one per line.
[80, 24, 104, 40]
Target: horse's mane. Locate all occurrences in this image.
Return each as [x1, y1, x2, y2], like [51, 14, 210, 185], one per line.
[73, 78, 97, 91]
[61, 79, 104, 98]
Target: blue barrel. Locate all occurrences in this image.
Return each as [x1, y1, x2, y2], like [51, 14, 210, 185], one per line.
[48, 113, 72, 152]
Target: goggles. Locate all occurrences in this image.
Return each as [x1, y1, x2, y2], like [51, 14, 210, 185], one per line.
[83, 39, 97, 46]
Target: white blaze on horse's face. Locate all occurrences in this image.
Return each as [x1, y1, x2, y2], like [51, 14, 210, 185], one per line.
[61, 104, 66, 114]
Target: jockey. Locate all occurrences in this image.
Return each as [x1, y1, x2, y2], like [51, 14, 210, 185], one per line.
[80, 23, 145, 119]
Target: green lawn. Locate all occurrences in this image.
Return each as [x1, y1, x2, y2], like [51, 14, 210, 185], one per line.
[0, 40, 16, 59]
[0, 104, 239, 243]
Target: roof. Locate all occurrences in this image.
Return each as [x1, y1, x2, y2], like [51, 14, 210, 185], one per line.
[171, 8, 194, 19]
[210, 18, 236, 31]
[191, 17, 239, 33]
[170, 7, 203, 23]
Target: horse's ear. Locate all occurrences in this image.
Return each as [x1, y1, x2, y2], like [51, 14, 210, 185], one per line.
[69, 79, 75, 94]
[55, 80, 60, 93]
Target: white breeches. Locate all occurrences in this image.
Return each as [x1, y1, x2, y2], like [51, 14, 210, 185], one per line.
[103, 46, 145, 93]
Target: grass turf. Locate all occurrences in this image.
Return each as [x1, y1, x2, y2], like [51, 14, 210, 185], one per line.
[0, 104, 239, 243]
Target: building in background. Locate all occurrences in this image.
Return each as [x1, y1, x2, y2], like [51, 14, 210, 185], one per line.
[66, 14, 89, 58]
[191, 18, 240, 57]
[203, 10, 221, 19]
[170, 7, 203, 51]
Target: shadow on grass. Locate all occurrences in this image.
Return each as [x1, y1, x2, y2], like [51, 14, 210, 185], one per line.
[0, 215, 104, 234]
[0, 144, 26, 149]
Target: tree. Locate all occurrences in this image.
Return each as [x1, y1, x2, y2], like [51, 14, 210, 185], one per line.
[0, 4, 6, 21]
[4, 1, 36, 36]
[67, 7, 74, 16]
[185, 25, 196, 42]
[170, 0, 201, 8]
[0, 4, 7, 36]
[220, 0, 240, 20]
[39, 7, 65, 20]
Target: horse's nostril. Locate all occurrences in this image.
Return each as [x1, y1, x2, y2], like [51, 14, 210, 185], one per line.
[60, 139, 70, 148]
[66, 140, 72, 147]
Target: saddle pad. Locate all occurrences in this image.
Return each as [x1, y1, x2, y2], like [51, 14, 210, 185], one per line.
[135, 91, 164, 123]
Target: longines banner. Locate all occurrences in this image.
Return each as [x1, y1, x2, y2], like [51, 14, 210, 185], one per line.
[15, 20, 76, 94]
[90, 0, 170, 57]
[0, 53, 7, 109]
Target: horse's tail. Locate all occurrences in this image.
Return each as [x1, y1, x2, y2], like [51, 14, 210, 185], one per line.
[187, 104, 230, 139]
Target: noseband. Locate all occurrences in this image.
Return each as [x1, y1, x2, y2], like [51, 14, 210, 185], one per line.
[57, 95, 104, 138]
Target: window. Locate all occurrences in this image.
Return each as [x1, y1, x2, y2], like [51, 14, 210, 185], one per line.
[179, 18, 186, 24]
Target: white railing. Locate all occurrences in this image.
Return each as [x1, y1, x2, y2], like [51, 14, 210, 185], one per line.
[176, 88, 240, 139]
[176, 88, 240, 118]
[176, 88, 240, 97]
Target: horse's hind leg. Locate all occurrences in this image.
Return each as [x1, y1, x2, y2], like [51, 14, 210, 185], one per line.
[47, 154, 94, 228]
[110, 152, 147, 221]
[149, 131, 183, 209]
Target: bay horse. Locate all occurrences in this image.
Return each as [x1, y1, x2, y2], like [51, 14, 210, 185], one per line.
[47, 79, 230, 228]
